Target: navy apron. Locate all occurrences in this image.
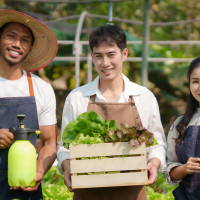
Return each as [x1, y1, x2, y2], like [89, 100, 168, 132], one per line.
[0, 72, 43, 200]
[174, 125, 200, 200]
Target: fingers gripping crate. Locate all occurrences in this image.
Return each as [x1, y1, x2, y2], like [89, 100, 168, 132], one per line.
[69, 142, 148, 189]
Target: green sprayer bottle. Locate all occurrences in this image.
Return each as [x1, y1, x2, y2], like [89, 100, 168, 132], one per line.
[8, 114, 40, 187]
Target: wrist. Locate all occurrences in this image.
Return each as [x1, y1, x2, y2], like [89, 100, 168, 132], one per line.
[182, 164, 189, 175]
[36, 170, 44, 181]
[148, 157, 160, 169]
[62, 159, 71, 173]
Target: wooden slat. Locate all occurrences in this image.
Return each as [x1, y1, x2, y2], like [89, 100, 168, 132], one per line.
[71, 156, 147, 173]
[70, 142, 146, 158]
[72, 171, 148, 189]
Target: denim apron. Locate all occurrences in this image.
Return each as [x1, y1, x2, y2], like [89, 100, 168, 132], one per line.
[174, 125, 200, 200]
[73, 95, 147, 200]
[0, 72, 43, 200]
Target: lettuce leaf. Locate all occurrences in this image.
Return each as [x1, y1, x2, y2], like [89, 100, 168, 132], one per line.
[62, 111, 117, 148]
[62, 111, 157, 148]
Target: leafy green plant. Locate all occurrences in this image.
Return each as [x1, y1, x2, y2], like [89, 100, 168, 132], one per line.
[149, 171, 177, 194]
[42, 168, 176, 200]
[105, 123, 158, 147]
[62, 111, 117, 148]
[147, 172, 176, 200]
[62, 111, 157, 148]
[42, 167, 73, 200]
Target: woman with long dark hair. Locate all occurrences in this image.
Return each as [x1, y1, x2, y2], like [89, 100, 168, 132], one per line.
[165, 57, 200, 200]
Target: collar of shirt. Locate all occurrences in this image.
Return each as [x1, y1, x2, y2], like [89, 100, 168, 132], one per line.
[83, 74, 143, 102]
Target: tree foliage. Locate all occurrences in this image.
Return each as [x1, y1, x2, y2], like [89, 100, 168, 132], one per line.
[4, 0, 200, 132]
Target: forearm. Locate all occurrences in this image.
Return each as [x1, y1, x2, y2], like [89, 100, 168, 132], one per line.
[169, 164, 188, 181]
[147, 145, 166, 172]
[148, 157, 161, 169]
[57, 141, 70, 174]
[62, 159, 71, 173]
[37, 141, 57, 176]
[37, 124, 57, 177]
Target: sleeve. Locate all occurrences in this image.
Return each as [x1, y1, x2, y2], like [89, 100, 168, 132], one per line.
[38, 83, 57, 126]
[57, 93, 76, 174]
[164, 119, 183, 185]
[146, 96, 167, 172]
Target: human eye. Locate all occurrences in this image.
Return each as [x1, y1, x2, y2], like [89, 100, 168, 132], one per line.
[22, 38, 31, 43]
[109, 53, 115, 57]
[95, 54, 102, 58]
[192, 80, 199, 84]
[7, 33, 15, 38]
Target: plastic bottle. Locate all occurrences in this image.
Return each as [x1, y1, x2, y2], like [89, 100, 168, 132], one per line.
[8, 115, 40, 187]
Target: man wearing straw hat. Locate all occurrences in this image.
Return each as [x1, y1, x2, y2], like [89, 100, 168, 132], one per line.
[0, 10, 58, 200]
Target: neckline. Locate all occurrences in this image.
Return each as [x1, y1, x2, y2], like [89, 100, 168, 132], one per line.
[0, 70, 26, 82]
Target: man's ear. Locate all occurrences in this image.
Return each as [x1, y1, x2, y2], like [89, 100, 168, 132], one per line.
[122, 48, 128, 61]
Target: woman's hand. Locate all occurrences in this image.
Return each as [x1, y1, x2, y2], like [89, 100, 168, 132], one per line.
[170, 157, 200, 181]
[184, 157, 200, 174]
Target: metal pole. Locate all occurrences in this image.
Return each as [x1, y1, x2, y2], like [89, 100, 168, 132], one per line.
[87, 53, 92, 83]
[108, 0, 112, 22]
[107, 0, 114, 25]
[73, 11, 88, 87]
[141, 0, 150, 87]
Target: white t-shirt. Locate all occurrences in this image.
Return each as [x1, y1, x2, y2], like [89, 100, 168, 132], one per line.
[0, 70, 56, 126]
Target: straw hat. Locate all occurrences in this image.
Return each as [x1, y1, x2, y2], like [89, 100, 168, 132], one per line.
[0, 9, 58, 72]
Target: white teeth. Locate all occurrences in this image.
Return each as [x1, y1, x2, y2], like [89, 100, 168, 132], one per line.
[9, 50, 19, 55]
[103, 69, 112, 72]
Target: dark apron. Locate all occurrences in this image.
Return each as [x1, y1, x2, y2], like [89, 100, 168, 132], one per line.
[0, 72, 43, 200]
[73, 95, 147, 200]
[174, 125, 200, 200]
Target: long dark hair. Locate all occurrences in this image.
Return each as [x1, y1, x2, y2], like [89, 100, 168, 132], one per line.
[175, 57, 200, 143]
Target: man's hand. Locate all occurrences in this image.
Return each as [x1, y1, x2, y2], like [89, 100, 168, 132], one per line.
[10, 124, 57, 192]
[62, 159, 74, 192]
[0, 129, 14, 149]
[10, 170, 43, 191]
[147, 157, 160, 185]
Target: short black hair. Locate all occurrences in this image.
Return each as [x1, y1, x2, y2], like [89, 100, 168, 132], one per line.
[0, 22, 35, 45]
[89, 24, 127, 52]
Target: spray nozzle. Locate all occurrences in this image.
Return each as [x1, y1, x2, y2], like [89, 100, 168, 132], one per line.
[17, 115, 26, 128]
[9, 114, 40, 140]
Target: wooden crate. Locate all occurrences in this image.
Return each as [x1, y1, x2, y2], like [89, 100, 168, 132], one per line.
[70, 142, 148, 189]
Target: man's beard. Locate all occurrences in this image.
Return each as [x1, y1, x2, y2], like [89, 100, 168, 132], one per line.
[2, 53, 29, 66]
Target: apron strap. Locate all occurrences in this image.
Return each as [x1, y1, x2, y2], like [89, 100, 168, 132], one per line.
[26, 71, 34, 97]
[89, 95, 96, 103]
[128, 96, 134, 103]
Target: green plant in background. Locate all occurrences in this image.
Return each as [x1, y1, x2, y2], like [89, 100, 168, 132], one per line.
[42, 167, 73, 200]
[147, 171, 177, 200]
[42, 168, 176, 200]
